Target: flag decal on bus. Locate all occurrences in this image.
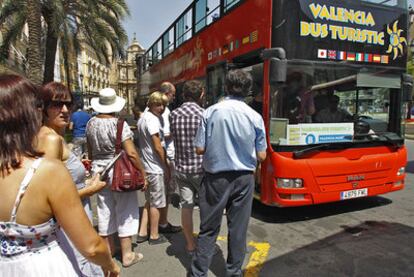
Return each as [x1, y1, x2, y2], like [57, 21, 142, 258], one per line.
[381, 55, 389, 64]
[317, 50, 389, 65]
[347, 53, 356, 61]
[373, 55, 381, 63]
[337, 51, 346, 60]
[328, 50, 336, 59]
[317, 49, 327, 58]
[250, 30, 258, 43]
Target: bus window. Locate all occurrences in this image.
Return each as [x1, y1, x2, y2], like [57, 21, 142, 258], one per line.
[195, 0, 221, 33]
[176, 9, 193, 47]
[224, 0, 241, 12]
[206, 0, 221, 25]
[362, 0, 405, 8]
[195, 0, 207, 32]
[163, 28, 174, 56]
[152, 40, 162, 63]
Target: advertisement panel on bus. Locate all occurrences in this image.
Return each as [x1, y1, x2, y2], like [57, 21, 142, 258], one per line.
[273, 0, 408, 68]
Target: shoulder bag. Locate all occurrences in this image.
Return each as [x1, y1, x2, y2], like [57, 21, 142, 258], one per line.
[111, 118, 144, 192]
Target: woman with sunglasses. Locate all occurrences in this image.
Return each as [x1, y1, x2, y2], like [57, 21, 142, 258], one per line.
[36, 82, 111, 276]
[0, 74, 119, 276]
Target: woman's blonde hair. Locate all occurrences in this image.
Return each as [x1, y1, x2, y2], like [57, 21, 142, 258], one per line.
[147, 91, 168, 107]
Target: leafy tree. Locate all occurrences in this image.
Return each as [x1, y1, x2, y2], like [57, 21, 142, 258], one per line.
[0, 0, 42, 84]
[0, 0, 129, 85]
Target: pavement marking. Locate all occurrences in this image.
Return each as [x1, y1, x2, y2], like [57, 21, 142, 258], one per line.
[244, 241, 271, 277]
[193, 233, 270, 277]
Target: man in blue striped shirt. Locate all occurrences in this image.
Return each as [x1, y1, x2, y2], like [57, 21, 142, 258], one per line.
[190, 69, 267, 277]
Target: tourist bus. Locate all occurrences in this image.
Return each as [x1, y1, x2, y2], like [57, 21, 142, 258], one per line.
[137, 0, 412, 207]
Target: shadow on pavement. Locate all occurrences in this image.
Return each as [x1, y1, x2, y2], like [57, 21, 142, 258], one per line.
[165, 234, 226, 277]
[405, 160, 414, 174]
[251, 196, 392, 223]
[246, 221, 414, 277]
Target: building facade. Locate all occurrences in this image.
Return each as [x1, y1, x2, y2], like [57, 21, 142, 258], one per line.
[77, 42, 111, 108]
[117, 35, 145, 113]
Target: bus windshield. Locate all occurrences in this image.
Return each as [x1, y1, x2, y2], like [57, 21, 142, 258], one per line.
[269, 62, 403, 146]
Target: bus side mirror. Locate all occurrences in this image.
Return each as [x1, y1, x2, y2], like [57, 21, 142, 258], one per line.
[261, 48, 287, 84]
[269, 58, 287, 84]
[402, 73, 413, 102]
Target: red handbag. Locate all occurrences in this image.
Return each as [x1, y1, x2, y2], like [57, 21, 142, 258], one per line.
[111, 119, 144, 192]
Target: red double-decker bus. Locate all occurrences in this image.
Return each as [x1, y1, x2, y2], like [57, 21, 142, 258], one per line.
[137, 0, 412, 207]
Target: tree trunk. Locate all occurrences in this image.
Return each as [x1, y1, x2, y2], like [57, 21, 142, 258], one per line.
[26, 0, 43, 85]
[43, 9, 58, 84]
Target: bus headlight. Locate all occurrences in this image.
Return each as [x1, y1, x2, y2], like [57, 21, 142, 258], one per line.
[397, 167, 405, 176]
[277, 178, 303, 188]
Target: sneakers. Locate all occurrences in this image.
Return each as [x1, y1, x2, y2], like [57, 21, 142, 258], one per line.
[148, 234, 168, 245]
[159, 223, 182, 234]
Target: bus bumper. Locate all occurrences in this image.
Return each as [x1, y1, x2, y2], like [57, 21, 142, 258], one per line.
[269, 180, 404, 207]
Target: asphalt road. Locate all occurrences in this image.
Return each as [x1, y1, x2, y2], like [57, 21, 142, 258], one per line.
[107, 140, 414, 277]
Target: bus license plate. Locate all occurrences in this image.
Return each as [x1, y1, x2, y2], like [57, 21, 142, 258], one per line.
[340, 188, 368, 200]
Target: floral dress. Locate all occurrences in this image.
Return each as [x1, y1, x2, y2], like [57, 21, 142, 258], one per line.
[0, 158, 81, 276]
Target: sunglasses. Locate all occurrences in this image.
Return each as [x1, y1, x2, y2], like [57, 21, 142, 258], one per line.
[49, 100, 73, 109]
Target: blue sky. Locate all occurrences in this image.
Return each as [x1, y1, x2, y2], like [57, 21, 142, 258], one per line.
[123, 0, 192, 49]
[123, 0, 414, 49]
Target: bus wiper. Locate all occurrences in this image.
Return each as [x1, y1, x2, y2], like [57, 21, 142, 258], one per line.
[293, 144, 330, 158]
[376, 133, 403, 148]
[353, 132, 403, 148]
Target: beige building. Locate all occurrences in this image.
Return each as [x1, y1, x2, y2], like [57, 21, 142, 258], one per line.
[116, 35, 145, 113]
[77, 42, 111, 108]
[76, 35, 145, 113]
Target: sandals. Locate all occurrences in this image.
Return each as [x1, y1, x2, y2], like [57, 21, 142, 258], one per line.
[136, 235, 148, 244]
[122, 252, 144, 268]
[148, 234, 168, 245]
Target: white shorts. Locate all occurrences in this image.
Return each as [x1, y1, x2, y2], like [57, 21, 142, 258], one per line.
[93, 163, 139, 237]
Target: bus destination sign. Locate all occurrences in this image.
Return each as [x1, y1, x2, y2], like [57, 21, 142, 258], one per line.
[278, 0, 409, 68]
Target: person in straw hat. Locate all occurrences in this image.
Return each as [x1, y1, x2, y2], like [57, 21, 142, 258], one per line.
[86, 88, 147, 268]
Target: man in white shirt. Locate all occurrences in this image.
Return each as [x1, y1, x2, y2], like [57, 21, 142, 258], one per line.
[136, 92, 176, 245]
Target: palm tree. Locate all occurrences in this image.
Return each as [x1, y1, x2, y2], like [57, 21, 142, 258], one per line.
[0, 0, 129, 84]
[0, 0, 42, 84]
[26, 0, 43, 84]
[42, 0, 129, 84]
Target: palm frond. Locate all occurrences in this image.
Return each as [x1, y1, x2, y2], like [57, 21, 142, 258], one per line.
[0, 0, 26, 26]
[0, 13, 27, 62]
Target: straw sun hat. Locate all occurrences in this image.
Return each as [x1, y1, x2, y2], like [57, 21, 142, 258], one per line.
[91, 88, 126, 114]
